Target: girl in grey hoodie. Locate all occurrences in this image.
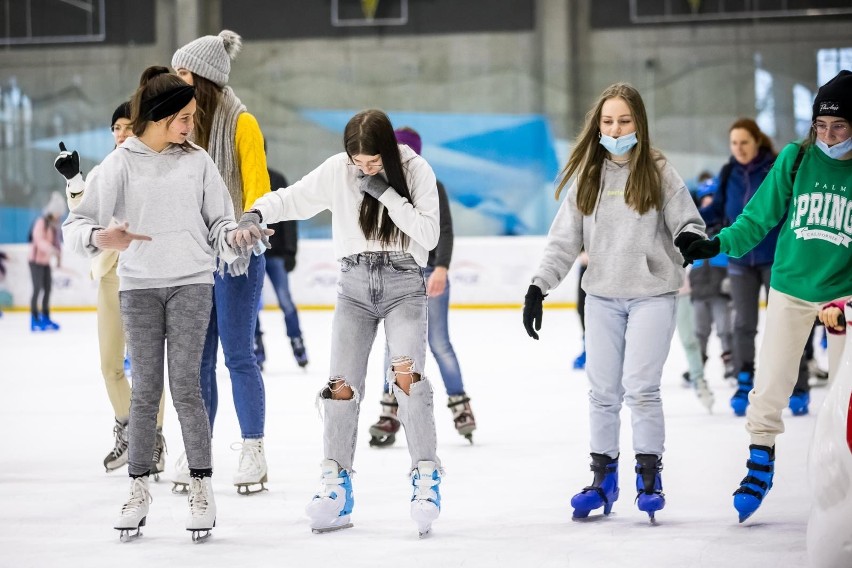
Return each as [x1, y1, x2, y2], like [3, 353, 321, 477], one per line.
[63, 67, 245, 542]
[523, 83, 705, 523]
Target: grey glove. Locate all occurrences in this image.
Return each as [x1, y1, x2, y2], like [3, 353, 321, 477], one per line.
[233, 210, 272, 256]
[359, 172, 390, 200]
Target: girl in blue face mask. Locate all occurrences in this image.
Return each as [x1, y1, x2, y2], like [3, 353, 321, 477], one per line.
[522, 82, 705, 523]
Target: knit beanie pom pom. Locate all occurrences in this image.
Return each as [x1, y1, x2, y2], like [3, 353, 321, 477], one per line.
[219, 30, 242, 60]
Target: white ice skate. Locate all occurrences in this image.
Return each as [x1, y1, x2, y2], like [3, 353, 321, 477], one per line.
[306, 459, 354, 534]
[171, 451, 190, 494]
[104, 419, 129, 473]
[151, 428, 167, 482]
[694, 377, 715, 413]
[186, 476, 216, 543]
[232, 438, 268, 495]
[410, 460, 442, 538]
[114, 476, 152, 543]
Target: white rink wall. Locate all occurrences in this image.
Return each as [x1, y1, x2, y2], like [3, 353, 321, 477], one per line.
[0, 236, 581, 310]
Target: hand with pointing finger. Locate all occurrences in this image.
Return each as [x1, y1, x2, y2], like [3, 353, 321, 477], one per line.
[54, 141, 81, 181]
[93, 223, 152, 251]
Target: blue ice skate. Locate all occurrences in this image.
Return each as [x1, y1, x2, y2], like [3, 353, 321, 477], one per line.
[411, 460, 441, 537]
[733, 445, 774, 523]
[573, 349, 586, 370]
[788, 390, 810, 416]
[30, 315, 44, 332]
[730, 370, 753, 416]
[571, 453, 619, 519]
[306, 459, 354, 534]
[635, 454, 665, 522]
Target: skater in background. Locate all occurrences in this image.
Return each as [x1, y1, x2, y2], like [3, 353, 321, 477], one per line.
[368, 127, 476, 448]
[683, 69, 852, 523]
[698, 117, 812, 416]
[675, 271, 715, 412]
[523, 82, 705, 522]
[254, 154, 309, 371]
[53, 100, 168, 479]
[28, 191, 65, 332]
[572, 251, 589, 369]
[233, 109, 443, 537]
[63, 66, 243, 541]
[171, 29, 272, 495]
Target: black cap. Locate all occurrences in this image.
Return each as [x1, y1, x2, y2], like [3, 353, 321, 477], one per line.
[111, 101, 131, 128]
[812, 70, 852, 123]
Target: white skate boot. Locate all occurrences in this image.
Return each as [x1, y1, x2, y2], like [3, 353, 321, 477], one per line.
[186, 476, 216, 543]
[305, 459, 354, 534]
[171, 451, 190, 494]
[410, 460, 441, 538]
[151, 428, 167, 482]
[232, 438, 268, 495]
[104, 419, 129, 473]
[114, 476, 152, 542]
[694, 377, 715, 413]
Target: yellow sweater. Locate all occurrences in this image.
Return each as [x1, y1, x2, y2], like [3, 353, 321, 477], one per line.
[235, 112, 271, 211]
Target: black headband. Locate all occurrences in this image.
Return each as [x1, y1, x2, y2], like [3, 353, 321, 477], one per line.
[140, 85, 195, 122]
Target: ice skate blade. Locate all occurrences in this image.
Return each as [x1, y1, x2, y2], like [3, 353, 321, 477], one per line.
[172, 482, 188, 494]
[369, 434, 396, 448]
[311, 522, 353, 534]
[190, 529, 213, 543]
[236, 481, 268, 495]
[118, 528, 143, 543]
[418, 528, 432, 539]
[151, 472, 160, 482]
[463, 433, 474, 445]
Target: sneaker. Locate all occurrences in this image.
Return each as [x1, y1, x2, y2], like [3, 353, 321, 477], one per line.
[789, 390, 810, 416]
[410, 460, 442, 537]
[104, 419, 129, 472]
[171, 451, 190, 494]
[114, 476, 152, 541]
[306, 459, 354, 533]
[447, 394, 477, 442]
[186, 476, 216, 542]
[290, 336, 309, 368]
[733, 445, 774, 522]
[232, 438, 268, 494]
[151, 428, 167, 480]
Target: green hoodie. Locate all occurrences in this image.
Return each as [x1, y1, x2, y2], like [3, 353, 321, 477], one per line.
[718, 142, 852, 303]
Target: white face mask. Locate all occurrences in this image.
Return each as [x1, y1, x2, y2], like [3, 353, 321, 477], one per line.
[815, 136, 852, 160]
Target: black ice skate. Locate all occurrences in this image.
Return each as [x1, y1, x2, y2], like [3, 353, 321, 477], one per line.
[369, 392, 400, 447]
[447, 394, 477, 444]
[104, 418, 129, 473]
[291, 336, 309, 368]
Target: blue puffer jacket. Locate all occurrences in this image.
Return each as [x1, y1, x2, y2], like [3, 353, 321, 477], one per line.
[700, 148, 780, 267]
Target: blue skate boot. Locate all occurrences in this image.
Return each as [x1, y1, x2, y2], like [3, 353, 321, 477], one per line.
[305, 459, 354, 534]
[571, 453, 619, 519]
[410, 460, 441, 537]
[635, 454, 665, 522]
[788, 389, 810, 416]
[733, 444, 774, 523]
[731, 368, 753, 417]
[572, 346, 586, 370]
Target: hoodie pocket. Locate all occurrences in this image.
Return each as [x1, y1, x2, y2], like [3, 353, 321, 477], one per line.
[121, 230, 212, 280]
[585, 252, 668, 295]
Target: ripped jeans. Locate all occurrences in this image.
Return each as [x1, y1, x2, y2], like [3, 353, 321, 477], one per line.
[321, 252, 440, 473]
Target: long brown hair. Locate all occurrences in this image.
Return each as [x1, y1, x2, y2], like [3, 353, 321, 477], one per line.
[344, 109, 412, 248]
[129, 66, 194, 150]
[729, 117, 777, 157]
[556, 83, 662, 216]
[188, 73, 220, 150]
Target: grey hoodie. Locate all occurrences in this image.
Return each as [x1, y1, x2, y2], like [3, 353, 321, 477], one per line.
[532, 158, 705, 298]
[62, 137, 238, 291]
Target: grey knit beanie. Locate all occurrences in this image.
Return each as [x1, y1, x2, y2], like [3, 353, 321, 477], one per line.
[171, 30, 242, 87]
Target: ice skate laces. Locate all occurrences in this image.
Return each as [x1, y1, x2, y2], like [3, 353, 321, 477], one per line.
[232, 439, 263, 475]
[121, 478, 152, 516]
[188, 478, 210, 517]
[110, 421, 128, 458]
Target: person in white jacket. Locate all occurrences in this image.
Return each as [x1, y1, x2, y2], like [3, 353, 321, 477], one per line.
[233, 109, 442, 537]
[54, 100, 167, 479]
[62, 66, 247, 543]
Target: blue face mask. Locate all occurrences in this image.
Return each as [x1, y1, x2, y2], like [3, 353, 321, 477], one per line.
[599, 132, 638, 156]
[815, 136, 852, 160]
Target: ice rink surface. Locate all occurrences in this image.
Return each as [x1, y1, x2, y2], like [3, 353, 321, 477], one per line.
[0, 307, 822, 567]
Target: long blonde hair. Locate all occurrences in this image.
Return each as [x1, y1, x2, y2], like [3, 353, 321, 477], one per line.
[556, 83, 663, 216]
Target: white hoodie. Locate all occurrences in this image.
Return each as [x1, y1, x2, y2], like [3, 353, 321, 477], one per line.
[62, 137, 238, 291]
[251, 144, 440, 266]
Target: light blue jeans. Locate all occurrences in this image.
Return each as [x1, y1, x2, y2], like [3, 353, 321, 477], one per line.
[584, 293, 678, 459]
[322, 252, 439, 472]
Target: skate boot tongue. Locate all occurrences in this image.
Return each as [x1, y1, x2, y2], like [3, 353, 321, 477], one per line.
[320, 459, 340, 477]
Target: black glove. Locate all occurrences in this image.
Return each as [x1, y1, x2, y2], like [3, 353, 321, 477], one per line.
[674, 231, 704, 267]
[683, 237, 721, 265]
[358, 172, 390, 200]
[523, 285, 546, 340]
[54, 141, 80, 180]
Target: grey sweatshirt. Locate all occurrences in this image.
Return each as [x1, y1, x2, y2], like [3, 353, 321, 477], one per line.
[62, 137, 238, 291]
[532, 158, 705, 298]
